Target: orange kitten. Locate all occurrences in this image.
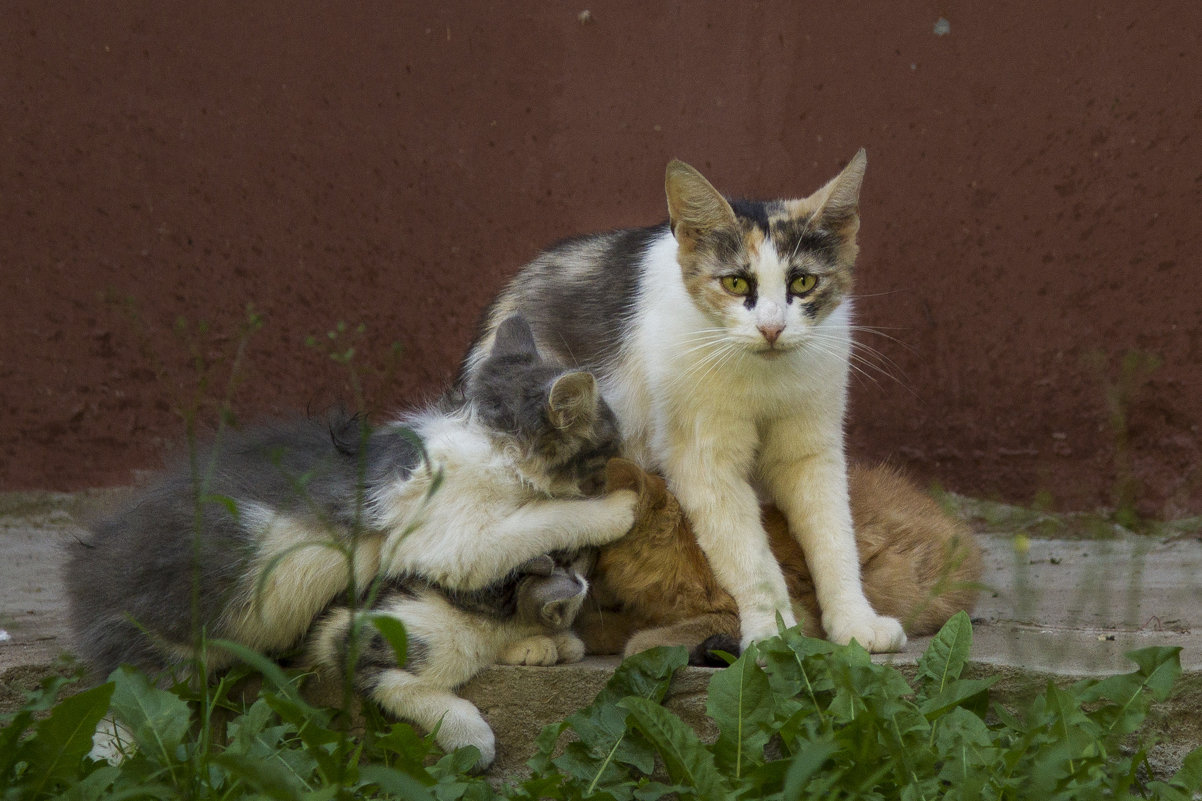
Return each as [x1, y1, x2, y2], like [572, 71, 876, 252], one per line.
[576, 459, 982, 661]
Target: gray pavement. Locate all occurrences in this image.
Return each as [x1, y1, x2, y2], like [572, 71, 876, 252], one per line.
[2, 490, 1200, 776]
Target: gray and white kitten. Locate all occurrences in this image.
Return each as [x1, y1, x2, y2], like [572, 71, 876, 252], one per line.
[307, 549, 594, 769]
[461, 155, 906, 653]
[66, 315, 637, 683]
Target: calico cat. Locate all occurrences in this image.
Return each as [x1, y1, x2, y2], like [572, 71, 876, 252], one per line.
[462, 153, 905, 652]
[575, 459, 982, 662]
[66, 315, 637, 682]
[307, 550, 594, 769]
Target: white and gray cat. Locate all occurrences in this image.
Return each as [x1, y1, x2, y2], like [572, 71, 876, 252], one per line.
[462, 153, 905, 653]
[67, 315, 634, 764]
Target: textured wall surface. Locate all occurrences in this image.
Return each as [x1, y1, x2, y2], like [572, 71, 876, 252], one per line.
[3, 3, 1200, 515]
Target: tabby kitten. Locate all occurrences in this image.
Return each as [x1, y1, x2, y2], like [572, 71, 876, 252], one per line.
[575, 460, 982, 662]
[66, 315, 636, 681]
[462, 153, 905, 652]
[307, 550, 594, 769]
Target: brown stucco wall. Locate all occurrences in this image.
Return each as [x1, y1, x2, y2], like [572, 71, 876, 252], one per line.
[3, 3, 1200, 516]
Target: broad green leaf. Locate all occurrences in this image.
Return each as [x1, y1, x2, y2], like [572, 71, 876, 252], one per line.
[603, 646, 688, 705]
[214, 751, 308, 800]
[781, 739, 839, 800]
[550, 645, 687, 784]
[0, 708, 34, 779]
[619, 696, 729, 801]
[24, 682, 114, 794]
[367, 611, 409, 668]
[919, 677, 997, 720]
[1073, 646, 1182, 735]
[527, 719, 570, 775]
[916, 610, 972, 697]
[933, 707, 998, 797]
[109, 667, 190, 768]
[358, 764, 437, 800]
[706, 645, 774, 777]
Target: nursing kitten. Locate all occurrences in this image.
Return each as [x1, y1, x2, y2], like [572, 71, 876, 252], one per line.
[307, 550, 593, 769]
[462, 153, 905, 652]
[575, 460, 982, 661]
[66, 315, 636, 681]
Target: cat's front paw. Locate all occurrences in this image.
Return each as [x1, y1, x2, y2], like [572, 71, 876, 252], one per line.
[553, 632, 586, 663]
[595, 488, 638, 542]
[824, 611, 906, 653]
[739, 609, 798, 653]
[498, 635, 559, 666]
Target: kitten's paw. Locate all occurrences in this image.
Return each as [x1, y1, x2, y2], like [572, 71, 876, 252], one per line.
[553, 632, 586, 663]
[498, 635, 559, 666]
[437, 709, 496, 771]
[89, 717, 137, 766]
[597, 488, 638, 539]
[825, 611, 907, 653]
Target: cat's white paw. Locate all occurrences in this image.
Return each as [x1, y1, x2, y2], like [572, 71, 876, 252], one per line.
[593, 489, 638, 543]
[553, 632, 586, 663]
[498, 635, 559, 666]
[739, 608, 798, 653]
[824, 611, 906, 653]
[437, 705, 497, 771]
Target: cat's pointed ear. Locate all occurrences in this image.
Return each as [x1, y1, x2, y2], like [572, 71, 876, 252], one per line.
[665, 160, 737, 241]
[491, 314, 540, 360]
[547, 371, 599, 430]
[807, 149, 867, 233]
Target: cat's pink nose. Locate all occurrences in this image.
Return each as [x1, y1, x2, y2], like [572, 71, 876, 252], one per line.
[758, 324, 784, 345]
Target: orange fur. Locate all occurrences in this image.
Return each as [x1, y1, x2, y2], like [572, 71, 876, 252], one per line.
[575, 459, 982, 658]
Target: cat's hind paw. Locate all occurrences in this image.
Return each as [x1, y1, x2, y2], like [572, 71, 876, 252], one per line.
[498, 635, 559, 666]
[825, 612, 906, 653]
[437, 709, 497, 771]
[89, 716, 137, 766]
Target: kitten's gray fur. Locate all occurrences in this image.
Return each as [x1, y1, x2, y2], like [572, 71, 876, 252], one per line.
[65, 316, 628, 687]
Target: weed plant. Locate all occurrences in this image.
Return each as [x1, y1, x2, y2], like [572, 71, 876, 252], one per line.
[3, 613, 1200, 800]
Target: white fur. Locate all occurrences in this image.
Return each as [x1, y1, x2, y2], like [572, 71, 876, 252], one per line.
[368, 411, 637, 590]
[309, 588, 585, 770]
[607, 231, 904, 651]
[219, 503, 384, 660]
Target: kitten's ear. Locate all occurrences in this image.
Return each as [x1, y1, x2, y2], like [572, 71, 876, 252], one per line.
[491, 314, 540, 360]
[665, 160, 738, 241]
[547, 371, 599, 429]
[808, 149, 867, 232]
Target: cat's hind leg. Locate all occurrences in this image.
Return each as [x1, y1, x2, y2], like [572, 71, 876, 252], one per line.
[622, 611, 741, 662]
[370, 670, 496, 770]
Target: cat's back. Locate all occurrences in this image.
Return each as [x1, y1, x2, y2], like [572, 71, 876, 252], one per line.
[466, 224, 670, 376]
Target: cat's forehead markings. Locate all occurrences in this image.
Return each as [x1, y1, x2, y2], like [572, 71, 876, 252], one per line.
[741, 226, 765, 258]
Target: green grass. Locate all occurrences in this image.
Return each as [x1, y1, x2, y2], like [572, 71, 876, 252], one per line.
[3, 615, 1200, 800]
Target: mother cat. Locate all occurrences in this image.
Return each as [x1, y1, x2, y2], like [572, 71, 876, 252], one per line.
[461, 151, 905, 652]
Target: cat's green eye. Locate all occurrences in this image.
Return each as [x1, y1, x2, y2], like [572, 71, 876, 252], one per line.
[790, 274, 818, 295]
[721, 275, 752, 296]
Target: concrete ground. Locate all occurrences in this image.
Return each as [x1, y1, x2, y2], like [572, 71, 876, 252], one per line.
[2, 489, 1200, 778]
